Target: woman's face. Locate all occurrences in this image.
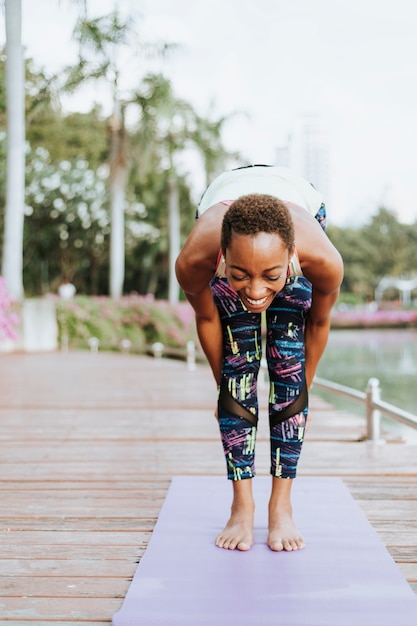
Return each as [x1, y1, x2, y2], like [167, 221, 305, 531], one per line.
[224, 231, 291, 313]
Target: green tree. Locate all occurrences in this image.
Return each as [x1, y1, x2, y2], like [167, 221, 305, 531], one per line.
[190, 110, 241, 187]
[362, 208, 413, 282]
[326, 224, 373, 299]
[0, 51, 108, 168]
[327, 208, 417, 302]
[23, 144, 109, 295]
[125, 168, 194, 298]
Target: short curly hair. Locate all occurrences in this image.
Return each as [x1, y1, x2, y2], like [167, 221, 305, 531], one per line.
[221, 194, 295, 253]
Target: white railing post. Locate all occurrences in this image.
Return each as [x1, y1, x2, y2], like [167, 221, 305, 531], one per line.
[151, 342, 164, 358]
[186, 340, 196, 371]
[88, 337, 100, 353]
[120, 339, 132, 354]
[366, 377, 382, 441]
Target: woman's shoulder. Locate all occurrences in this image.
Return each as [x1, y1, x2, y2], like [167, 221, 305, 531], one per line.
[290, 205, 343, 282]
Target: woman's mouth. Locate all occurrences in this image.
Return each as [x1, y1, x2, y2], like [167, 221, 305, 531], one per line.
[239, 293, 273, 311]
[245, 295, 268, 306]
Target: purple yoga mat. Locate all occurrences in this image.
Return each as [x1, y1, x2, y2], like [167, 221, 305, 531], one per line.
[113, 477, 417, 626]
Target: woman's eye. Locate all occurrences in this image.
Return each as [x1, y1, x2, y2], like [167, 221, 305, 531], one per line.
[265, 275, 282, 282]
[230, 273, 283, 282]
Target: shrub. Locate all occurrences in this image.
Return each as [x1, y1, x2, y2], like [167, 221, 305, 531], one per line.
[56, 295, 198, 352]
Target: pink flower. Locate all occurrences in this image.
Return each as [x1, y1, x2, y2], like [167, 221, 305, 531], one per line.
[0, 277, 19, 341]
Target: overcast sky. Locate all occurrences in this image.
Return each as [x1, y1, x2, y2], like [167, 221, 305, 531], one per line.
[2, 0, 417, 225]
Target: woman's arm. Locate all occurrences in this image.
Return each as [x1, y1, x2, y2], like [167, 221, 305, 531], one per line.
[175, 203, 228, 385]
[185, 286, 223, 385]
[304, 287, 340, 389]
[292, 206, 344, 388]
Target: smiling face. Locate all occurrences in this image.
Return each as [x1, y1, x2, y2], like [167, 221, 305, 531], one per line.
[224, 231, 291, 313]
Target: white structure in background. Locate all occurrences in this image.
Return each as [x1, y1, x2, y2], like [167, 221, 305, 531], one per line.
[375, 276, 417, 306]
[276, 114, 330, 203]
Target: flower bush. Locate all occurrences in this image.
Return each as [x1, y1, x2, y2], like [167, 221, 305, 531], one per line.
[56, 295, 198, 352]
[331, 307, 417, 329]
[0, 277, 20, 341]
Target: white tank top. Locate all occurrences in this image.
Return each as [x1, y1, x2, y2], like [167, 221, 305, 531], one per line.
[198, 165, 323, 218]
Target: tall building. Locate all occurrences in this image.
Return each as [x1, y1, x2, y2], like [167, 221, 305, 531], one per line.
[276, 114, 330, 202]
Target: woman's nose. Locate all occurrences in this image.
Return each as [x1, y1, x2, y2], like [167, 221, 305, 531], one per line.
[247, 279, 267, 298]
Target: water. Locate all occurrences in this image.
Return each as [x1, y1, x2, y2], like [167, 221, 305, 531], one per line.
[315, 328, 417, 442]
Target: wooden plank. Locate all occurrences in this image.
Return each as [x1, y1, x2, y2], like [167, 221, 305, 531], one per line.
[0, 480, 170, 491]
[0, 596, 121, 620]
[0, 463, 222, 482]
[0, 488, 166, 517]
[377, 532, 417, 545]
[346, 481, 417, 499]
[0, 487, 166, 498]
[0, 518, 156, 531]
[5, 622, 111, 626]
[371, 519, 417, 531]
[0, 439, 226, 462]
[0, 409, 219, 440]
[0, 544, 143, 559]
[0, 529, 151, 546]
[387, 546, 417, 562]
[0, 559, 136, 577]
[344, 475, 417, 484]
[0, 505, 163, 517]
[299, 442, 417, 475]
[357, 500, 417, 519]
[0, 576, 130, 598]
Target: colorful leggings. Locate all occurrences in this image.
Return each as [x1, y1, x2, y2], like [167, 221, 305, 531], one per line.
[210, 204, 326, 481]
[211, 276, 312, 480]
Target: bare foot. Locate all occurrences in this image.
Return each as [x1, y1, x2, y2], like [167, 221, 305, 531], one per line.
[215, 513, 254, 550]
[268, 502, 305, 551]
[215, 480, 255, 551]
[267, 478, 305, 552]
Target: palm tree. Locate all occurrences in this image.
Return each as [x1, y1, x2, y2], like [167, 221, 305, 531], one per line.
[64, 11, 134, 298]
[129, 74, 195, 303]
[2, 0, 25, 300]
[65, 11, 176, 299]
[129, 74, 240, 303]
[191, 111, 241, 188]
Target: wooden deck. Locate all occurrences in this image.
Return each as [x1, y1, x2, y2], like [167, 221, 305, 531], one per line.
[0, 351, 416, 624]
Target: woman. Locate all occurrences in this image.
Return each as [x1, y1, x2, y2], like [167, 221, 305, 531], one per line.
[175, 165, 343, 552]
